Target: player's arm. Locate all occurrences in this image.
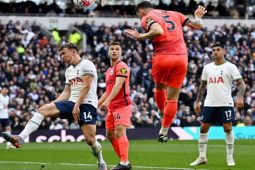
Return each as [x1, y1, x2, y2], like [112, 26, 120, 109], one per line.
[98, 92, 107, 107]
[101, 77, 126, 111]
[73, 75, 94, 121]
[124, 23, 164, 40]
[194, 81, 207, 115]
[235, 78, 246, 109]
[184, 5, 207, 29]
[53, 85, 71, 102]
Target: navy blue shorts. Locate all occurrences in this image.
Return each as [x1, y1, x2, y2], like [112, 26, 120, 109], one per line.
[54, 101, 97, 126]
[201, 106, 235, 124]
[0, 118, 10, 127]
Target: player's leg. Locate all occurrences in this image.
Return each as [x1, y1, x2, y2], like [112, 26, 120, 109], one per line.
[110, 105, 132, 170]
[158, 86, 179, 143]
[155, 83, 167, 117]
[2, 102, 64, 148]
[106, 110, 121, 158]
[81, 124, 107, 170]
[4, 125, 15, 149]
[158, 55, 188, 143]
[190, 107, 216, 166]
[80, 104, 107, 170]
[152, 56, 167, 117]
[220, 107, 235, 166]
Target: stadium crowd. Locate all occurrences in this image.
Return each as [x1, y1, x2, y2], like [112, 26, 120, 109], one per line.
[0, 0, 248, 19]
[1, 17, 255, 131]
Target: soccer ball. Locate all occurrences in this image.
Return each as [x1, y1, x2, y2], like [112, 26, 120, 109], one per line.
[73, 0, 93, 8]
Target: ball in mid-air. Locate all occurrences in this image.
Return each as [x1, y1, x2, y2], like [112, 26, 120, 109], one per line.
[74, 0, 93, 8]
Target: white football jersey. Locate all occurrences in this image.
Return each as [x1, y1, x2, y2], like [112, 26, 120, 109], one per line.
[65, 59, 98, 108]
[201, 61, 242, 107]
[0, 94, 9, 119]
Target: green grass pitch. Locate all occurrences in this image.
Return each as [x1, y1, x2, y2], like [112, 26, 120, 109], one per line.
[0, 139, 254, 170]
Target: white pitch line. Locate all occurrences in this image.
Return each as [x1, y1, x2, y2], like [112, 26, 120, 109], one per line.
[0, 161, 208, 170]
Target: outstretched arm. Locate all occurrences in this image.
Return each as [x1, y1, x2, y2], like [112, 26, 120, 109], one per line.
[194, 81, 207, 115]
[124, 23, 164, 40]
[185, 5, 207, 29]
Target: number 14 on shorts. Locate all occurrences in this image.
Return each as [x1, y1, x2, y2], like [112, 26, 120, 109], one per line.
[83, 112, 92, 120]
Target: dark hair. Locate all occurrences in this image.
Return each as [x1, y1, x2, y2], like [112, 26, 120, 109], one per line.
[212, 43, 224, 49]
[109, 42, 121, 48]
[1, 85, 9, 90]
[135, 1, 153, 12]
[59, 43, 79, 52]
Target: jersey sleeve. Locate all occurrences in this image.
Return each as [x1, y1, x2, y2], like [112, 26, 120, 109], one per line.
[141, 15, 157, 31]
[231, 65, 243, 81]
[65, 69, 70, 86]
[82, 60, 97, 77]
[201, 66, 207, 82]
[173, 11, 189, 27]
[116, 63, 130, 78]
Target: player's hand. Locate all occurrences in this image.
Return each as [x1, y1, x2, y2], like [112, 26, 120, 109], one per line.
[3, 104, 8, 109]
[101, 100, 109, 112]
[194, 102, 201, 115]
[194, 5, 207, 18]
[123, 29, 140, 40]
[72, 105, 80, 121]
[236, 98, 244, 109]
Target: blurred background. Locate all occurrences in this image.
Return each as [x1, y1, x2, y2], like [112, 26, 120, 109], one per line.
[0, 0, 254, 134]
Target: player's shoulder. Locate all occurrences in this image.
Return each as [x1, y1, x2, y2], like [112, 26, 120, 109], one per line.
[203, 62, 214, 69]
[82, 59, 95, 66]
[225, 61, 237, 68]
[117, 61, 129, 69]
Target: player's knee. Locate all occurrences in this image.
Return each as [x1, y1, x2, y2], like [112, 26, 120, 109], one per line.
[200, 126, 209, 133]
[115, 129, 125, 138]
[85, 136, 95, 146]
[223, 125, 232, 133]
[106, 131, 115, 141]
[38, 104, 53, 117]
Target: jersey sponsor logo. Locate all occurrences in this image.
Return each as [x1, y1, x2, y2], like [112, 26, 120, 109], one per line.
[110, 70, 114, 75]
[83, 70, 94, 74]
[69, 77, 83, 85]
[208, 77, 224, 84]
[120, 68, 127, 74]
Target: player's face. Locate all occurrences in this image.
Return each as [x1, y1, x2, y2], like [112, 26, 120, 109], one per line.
[212, 47, 226, 59]
[60, 48, 75, 65]
[108, 45, 122, 60]
[1, 87, 9, 96]
[136, 10, 143, 19]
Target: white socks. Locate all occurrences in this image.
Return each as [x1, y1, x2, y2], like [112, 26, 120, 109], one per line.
[120, 161, 130, 166]
[159, 127, 169, 136]
[19, 112, 44, 140]
[198, 132, 208, 157]
[90, 141, 105, 164]
[225, 131, 234, 158]
[5, 131, 12, 147]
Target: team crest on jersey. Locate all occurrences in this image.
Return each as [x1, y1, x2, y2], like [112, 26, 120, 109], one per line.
[120, 68, 127, 74]
[110, 70, 114, 75]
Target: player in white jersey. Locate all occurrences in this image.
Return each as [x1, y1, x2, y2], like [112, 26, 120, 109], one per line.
[190, 44, 246, 167]
[2, 43, 107, 170]
[0, 85, 16, 149]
